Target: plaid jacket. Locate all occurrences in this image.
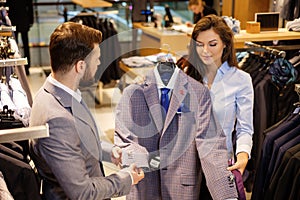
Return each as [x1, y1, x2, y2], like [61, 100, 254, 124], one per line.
[115, 69, 238, 200]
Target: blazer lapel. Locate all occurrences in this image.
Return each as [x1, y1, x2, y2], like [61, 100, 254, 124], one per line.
[43, 80, 101, 159]
[72, 99, 103, 161]
[44, 81, 98, 137]
[144, 72, 164, 133]
[162, 71, 188, 134]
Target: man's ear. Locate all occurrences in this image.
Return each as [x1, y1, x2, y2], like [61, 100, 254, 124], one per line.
[75, 60, 86, 73]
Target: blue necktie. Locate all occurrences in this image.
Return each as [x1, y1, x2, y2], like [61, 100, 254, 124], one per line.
[161, 88, 170, 113]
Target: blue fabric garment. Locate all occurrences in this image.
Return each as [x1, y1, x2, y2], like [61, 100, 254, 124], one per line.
[269, 58, 298, 88]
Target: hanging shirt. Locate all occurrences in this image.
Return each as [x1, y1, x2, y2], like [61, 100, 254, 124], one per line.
[0, 82, 16, 110]
[9, 76, 31, 109]
[0, 171, 14, 200]
[203, 61, 254, 159]
[153, 63, 180, 101]
[9, 75, 31, 126]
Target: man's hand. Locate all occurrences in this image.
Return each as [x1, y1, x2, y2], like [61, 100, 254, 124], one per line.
[111, 146, 122, 167]
[227, 152, 249, 175]
[127, 164, 144, 185]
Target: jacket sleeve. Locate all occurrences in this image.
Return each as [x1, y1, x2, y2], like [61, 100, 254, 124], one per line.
[114, 84, 154, 166]
[36, 116, 132, 200]
[195, 87, 238, 200]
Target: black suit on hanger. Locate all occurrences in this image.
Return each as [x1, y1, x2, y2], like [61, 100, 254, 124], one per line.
[272, 151, 300, 200]
[0, 153, 41, 200]
[0, 144, 24, 161]
[264, 127, 300, 192]
[272, 134, 300, 176]
[251, 113, 300, 200]
[265, 143, 300, 200]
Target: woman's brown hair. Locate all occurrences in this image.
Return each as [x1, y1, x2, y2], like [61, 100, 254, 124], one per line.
[186, 14, 237, 82]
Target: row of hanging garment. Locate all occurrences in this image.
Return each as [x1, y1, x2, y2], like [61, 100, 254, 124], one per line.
[237, 43, 300, 195]
[0, 4, 42, 199]
[0, 5, 12, 27]
[68, 10, 122, 86]
[0, 73, 31, 126]
[252, 84, 300, 200]
[251, 98, 300, 200]
[0, 140, 42, 200]
[250, 49, 300, 200]
[0, 35, 31, 127]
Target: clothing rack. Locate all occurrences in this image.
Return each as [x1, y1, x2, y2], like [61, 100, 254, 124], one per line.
[244, 41, 286, 58]
[0, 124, 49, 143]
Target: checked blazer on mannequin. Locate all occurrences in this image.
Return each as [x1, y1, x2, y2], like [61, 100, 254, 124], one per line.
[114, 68, 238, 200]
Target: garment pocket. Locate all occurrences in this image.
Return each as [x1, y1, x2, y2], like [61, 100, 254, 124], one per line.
[180, 173, 196, 186]
[178, 111, 196, 124]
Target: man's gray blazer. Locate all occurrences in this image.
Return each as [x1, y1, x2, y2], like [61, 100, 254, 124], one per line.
[29, 78, 132, 200]
[114, 69, 238, 200]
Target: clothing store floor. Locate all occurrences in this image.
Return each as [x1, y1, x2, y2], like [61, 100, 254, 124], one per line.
[27, 67, 251, 200]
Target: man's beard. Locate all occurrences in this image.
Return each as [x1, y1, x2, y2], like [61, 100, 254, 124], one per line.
[79, 68, 96, 87]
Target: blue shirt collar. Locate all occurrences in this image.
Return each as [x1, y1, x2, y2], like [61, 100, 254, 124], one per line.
[218, 61, 231, 75]
[204, 61, 231, 85]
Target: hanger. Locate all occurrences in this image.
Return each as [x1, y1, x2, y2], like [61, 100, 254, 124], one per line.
[1, 76, 5, 83]
[9, 66, 18, 79]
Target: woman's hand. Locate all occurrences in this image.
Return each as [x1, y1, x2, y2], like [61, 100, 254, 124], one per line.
[227, 152, 249, 175]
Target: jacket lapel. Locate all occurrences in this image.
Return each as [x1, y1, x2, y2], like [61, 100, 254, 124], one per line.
[143, 71, 164, 133]
[73, 100, 99, 140]
[44, 81, 98, 136]
[43, 80, 101, 159]
[162, 70, 188, 134]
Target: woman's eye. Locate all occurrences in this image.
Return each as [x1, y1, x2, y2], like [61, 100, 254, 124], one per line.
[209, 43, 217, 47]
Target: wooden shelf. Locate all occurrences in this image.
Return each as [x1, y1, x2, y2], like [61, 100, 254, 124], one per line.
[72, 0, 112, 8]
[234, 28, 300, 48]
[133, 23, 191, 56]
[0, 124, 49, 143]
[0, 32, 12, 37]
